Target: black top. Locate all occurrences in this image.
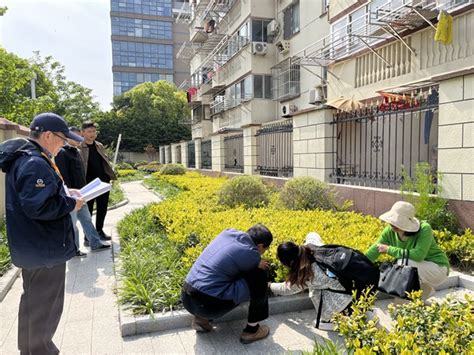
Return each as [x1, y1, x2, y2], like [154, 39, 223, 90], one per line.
[55, 145, 87, 189]
[86, 143, 107, 182]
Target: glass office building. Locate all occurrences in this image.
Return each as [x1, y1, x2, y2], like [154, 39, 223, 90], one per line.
[110, 0, 189, 96]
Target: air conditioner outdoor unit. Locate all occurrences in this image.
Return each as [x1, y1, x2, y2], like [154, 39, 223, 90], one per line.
[251, 42, 268, 55]
[267, 20, 278, 36]
[281, 104, 297, 117]
[275, 40, 290, 55]
[309, 86, 325, 105]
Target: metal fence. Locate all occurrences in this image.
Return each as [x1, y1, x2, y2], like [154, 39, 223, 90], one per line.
[331, 103, 439, 189]
[201, 140, 212, 169]
[256, 119, 293, 177]
[187, 141, 195, 168]
[224, 133, 244, 173]
[166, 146, 171, 164]
[175, 145, 182, 164]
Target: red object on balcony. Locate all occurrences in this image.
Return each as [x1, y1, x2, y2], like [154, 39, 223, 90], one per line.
[187, 87, 198, 102]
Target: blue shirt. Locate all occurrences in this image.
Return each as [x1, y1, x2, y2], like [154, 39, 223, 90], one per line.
[185, 229, 261, 304]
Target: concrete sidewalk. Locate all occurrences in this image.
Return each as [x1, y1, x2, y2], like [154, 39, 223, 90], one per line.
[0, 181, 471, 354]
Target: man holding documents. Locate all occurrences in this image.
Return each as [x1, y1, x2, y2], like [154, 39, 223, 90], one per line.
[79, 122, 116, 240]
[56, 128, 111, 254]
[0, 112, 85, 355]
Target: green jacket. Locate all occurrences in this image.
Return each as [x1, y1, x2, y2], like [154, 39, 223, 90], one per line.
[366, 222, 450, 270]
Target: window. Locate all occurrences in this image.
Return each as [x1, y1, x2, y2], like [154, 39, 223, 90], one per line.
[112, 41, 173, 69]
[283, 1, 300, 39]
[111, 17, 172, 40]
[253, 75, 272, 99]
[322, 0, 329, 14]
[113, 71, 173, 95]
[271, 59, 300, 101]
[111, 0, 172, 17]
[251, 19, 272, 42]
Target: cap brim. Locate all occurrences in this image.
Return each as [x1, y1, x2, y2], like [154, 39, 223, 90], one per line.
[64, 131, 84, 142]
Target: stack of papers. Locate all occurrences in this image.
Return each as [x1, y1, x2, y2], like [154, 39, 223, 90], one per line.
[79, 178, 111, 202]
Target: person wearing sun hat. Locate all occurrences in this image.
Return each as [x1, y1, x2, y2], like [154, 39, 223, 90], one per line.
[366, 201, 450, 299]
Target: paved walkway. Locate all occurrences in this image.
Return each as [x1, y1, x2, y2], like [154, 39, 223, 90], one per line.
[0, 181, 471, 354]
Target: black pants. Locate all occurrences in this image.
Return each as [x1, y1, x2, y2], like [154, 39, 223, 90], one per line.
[181, 268, 268, 323]
[18, 263, 66, 355]
[87, 190, 110, 233]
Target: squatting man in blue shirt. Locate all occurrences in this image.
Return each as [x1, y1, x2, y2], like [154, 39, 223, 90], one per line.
[182, 224, 273, 344]
[0, 113, 85, 355]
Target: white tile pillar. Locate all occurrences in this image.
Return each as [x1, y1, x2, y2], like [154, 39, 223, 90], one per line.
[242, 124, 261, 175]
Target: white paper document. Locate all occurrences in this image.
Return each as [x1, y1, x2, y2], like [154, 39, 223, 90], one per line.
[79, 178, 111, 202]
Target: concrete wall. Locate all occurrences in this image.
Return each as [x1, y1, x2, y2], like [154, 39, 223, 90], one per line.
[438, 74, 474, 201]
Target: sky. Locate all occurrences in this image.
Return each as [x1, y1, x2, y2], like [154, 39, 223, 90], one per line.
[0, 0, 113, 110]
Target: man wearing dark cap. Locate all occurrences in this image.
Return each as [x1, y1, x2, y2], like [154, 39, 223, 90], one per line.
[79, 122, 116, 240]
[0, 112, 85, 355]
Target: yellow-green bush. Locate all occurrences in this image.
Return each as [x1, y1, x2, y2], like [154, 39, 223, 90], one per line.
[117, 169, 138, 177]
[218, 175, 270, 209]
[159, 163, 186, 175]
[333, 290, 474, 354]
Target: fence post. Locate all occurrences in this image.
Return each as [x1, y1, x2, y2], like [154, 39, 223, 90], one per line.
[181, 141, 188, 168]
[211, 133, 225, 172]
[243, 124, 261, 175]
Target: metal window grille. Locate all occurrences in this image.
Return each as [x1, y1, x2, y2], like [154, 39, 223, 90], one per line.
[331, 103, 439, 190]
[187, 141, 195, 168]
[201, 140, 212, 169]
[224, 134, 244, 173]
[256, 119, 293, 177]
[271, 59, 300, 102]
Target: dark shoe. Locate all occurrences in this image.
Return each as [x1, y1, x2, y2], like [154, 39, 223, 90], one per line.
[75, 251, 87, 258]
[98, 231, 111, 240]
[84, 238, 90, 247]
[91, 244, 111, 252]
[240, 325, 270, 344]
[191, 316, 213, 333]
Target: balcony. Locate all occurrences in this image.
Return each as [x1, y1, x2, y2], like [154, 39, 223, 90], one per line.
[294, 0, 473, 69]
[210, 94, 252, 115]
[173, 1, 192, 23]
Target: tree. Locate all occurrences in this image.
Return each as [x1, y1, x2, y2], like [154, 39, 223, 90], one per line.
[97, 81, 191, 152]
[0, 7, 7, 16]
[0, 49, 101, 126]
[0, 48, 57, 126]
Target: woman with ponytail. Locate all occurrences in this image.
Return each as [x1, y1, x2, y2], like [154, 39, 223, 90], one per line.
[269, 233, 352, 330]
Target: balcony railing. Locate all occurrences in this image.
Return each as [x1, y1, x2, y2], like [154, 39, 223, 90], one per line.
[294, 0, 473, 68]
[210, 94, 252, 115]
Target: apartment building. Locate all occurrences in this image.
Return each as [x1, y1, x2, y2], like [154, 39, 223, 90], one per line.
[163, 0, 474, 227]
[110, 0, 190, 96]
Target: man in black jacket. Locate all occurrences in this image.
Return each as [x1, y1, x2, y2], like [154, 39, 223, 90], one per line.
[55, 127, 110, 254]
[0, 113, 84, 355]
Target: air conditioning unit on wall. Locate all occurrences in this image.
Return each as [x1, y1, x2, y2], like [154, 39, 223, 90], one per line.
[252, 42, 268, 55]
[281, 104, 297, 117]
[275, 40, 290, 55]
[267, 20, 279, 37]
[309, 86, 326, 105]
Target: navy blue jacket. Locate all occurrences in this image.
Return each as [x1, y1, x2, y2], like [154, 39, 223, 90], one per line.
[185, 229, 261, 304]
[55, 145, 87, 189]
[0, 138, 77, 269]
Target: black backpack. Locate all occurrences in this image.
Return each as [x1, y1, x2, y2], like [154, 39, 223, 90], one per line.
[0, 138, 33, 173]
[307, 244, 380, 295]
[306, 244, 380, 328]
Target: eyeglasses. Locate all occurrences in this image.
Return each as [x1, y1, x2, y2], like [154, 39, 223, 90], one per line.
[51, 132, 68, 145]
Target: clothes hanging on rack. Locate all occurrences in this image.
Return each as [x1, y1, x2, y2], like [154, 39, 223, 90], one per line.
[434, 10, 453, 45]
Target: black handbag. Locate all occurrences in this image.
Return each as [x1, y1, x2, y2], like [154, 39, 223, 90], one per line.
[378, 249, 421, 298]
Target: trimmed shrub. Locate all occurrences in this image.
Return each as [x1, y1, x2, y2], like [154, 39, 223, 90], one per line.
[279, 176, 338, 211]
[116, 162, 134, 170]
[133, 160, 148, 168]
[218, 175, 269, 209]
[159, 164, 186, 175]
[137, 161, 161, 173]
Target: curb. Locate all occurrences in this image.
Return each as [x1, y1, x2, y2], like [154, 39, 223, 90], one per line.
[108, 199, 129, 211]
[0, 266, 20, 302]
[117, 271, 472, 337]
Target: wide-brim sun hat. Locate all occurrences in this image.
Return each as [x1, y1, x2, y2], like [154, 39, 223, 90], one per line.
[379, 201, 420, 232]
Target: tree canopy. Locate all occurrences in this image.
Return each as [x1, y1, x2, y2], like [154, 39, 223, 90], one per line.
[97, 81, 191, 152]
[0, 48, 101, 127]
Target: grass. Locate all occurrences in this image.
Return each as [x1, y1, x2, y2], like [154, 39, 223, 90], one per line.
[143, 177, 181, 199]
[117, 206, 187, 315]
[108, 181, 125, 207]
[0, 219, 11, 276]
